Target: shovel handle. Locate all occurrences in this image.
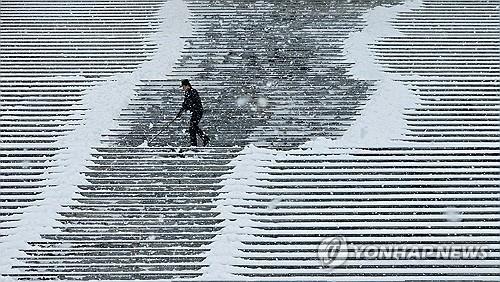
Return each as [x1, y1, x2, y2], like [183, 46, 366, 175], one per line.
[147, 117, 177, 144]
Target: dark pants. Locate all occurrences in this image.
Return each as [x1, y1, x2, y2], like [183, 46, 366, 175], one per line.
[189, 111, 205, 146]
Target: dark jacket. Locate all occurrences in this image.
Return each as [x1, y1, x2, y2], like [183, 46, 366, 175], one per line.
[180, 88, 203, 114]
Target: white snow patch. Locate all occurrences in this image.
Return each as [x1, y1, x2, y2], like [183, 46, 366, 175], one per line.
[445, 207, 463, 222]
[138, 140, 149, 148]
[236, 96, 250, 106]
[257, 97, 268, 108]
[329, 0, 422, 148]
[0, 0, 192, 274]
[200, 145, 278, 280]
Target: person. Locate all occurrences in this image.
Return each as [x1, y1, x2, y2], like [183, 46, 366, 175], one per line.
[176, 79, 210, 146]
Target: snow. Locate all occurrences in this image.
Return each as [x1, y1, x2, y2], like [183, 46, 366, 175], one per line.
[445, 207, 463, 222]
[0, 0, 192, 274]
[300, 10, 420, 150]
[201, 0, 424, 279]
[326, 0, 422, 148]
[3, 0, 494, 279]
[236, 96, 250, 106]
[138, 140, 149, 148]
[200, 145, 276, 280]
[257, 97, 268, 108]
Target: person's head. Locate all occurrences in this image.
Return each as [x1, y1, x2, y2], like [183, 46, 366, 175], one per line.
[180, 79, 191, 91]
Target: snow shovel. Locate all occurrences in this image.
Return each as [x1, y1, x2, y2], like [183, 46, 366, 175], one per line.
[140, 117, 177, 146]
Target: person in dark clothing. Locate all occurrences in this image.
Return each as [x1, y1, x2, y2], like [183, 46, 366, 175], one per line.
[176, 79, 210, 146]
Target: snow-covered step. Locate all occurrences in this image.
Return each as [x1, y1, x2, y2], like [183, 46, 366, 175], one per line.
[217, 144, 499, 279]
[373, 0, 499, 146]
[0, 0, 186, 265]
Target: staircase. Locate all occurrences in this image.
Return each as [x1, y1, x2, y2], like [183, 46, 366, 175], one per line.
[0, 0, 167, 236]
[219, 146, 499, 280]
[2, 0, 499, 280]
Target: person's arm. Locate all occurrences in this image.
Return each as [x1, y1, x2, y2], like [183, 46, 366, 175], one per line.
[176, 101, 187, 118]
[176, 92, 190, 118]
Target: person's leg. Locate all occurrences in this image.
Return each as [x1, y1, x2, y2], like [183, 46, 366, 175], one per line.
[194, 111, 210, 145]
[189, 114, 200, 146]
[190, 111, 208, 146]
